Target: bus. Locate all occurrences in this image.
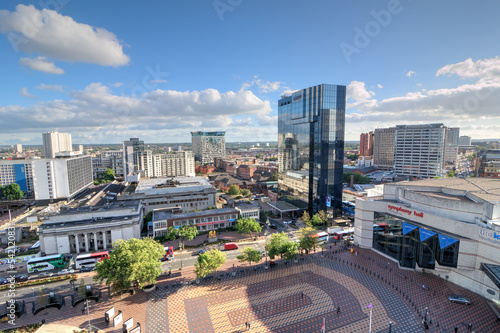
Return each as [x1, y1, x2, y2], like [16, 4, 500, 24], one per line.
[75, 251, 109, 269]
[310, 232, 329, 244]
[160, 246, 174, 261]
[27, 254, 65, 273]
[332, 228, 355, 240]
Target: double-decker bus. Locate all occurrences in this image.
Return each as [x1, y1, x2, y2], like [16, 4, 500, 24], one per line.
[27, 254, 65, 273]
[160, 246, 174, 261]
[75, 251, 109, 269]
[310, 232, 329, 244]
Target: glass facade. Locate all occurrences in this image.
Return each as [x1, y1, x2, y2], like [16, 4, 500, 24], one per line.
[373, 212, 460, 269]
[278, 84, 346, 216]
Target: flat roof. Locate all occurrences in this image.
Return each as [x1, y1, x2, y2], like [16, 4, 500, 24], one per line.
[153, 207, 238, 221]
[267, 201, 300, 212]
[136, 176, 213, 194]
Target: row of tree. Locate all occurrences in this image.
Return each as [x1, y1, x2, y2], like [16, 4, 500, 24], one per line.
[301, 210, 328, 227]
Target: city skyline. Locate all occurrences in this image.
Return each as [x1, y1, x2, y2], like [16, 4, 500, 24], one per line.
[1, 1, 499, 145]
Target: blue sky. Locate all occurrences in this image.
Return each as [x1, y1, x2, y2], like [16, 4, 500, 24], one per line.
[1, 0, 499, 145]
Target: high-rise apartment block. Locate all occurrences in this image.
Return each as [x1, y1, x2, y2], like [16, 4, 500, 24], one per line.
[191, 131, 226, 165]
[444, 127, 460, 168]
[0, 155, 92, 203]
[394, 124, 448, 179]
[15, 144, 22, 153]
[278, 84, 346, 215]
[122, 138, 145, 181]
[359, 132, 374, 157]
[373, 127, 396, 169]
[43, 131, 73, 158]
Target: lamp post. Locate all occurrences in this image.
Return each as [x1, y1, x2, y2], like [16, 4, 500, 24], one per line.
[424, 306, 428, 324]
[31, 287, 35, 299]
[85, 299, 91, 331]
[389, 321, 392, 333]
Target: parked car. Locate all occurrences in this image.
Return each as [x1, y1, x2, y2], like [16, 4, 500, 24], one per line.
[58, 269, 75, 275]
[270, 224, 277, 229]
[80, 266, 95, 272]
[0, 278, 9, 285]
[198, 249, 206, 255]
[448, 294, 471, 305]
[283, 221, 292, 224]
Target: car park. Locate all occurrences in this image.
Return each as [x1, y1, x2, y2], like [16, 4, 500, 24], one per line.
[448, 294, 471, 305]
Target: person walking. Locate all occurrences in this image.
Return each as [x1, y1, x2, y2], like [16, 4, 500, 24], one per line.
[245, 322, 248, 329]
[301, 292, 304, 299]
[336, 306, 341, 314]
[468, 323, 472, 331]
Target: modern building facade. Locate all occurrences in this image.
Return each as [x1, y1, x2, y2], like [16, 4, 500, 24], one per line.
[359, 132, 374, 157]
[393, 124, 447, 179]
[0, 155, 92, 202]
[353, 178, 500, 300]
[43, 131, 73, 158]
[191, 131, 226, 164]
[39, 200, 142, 255]
[15, 144, 22, 153]
[373, 127, 395, 170]
[444, 127, 460, 169]
[458, 136, 472, 146]
[478, 149, 500, 178]
[278, 83, 346, 216]
[152, 151, 195, 178]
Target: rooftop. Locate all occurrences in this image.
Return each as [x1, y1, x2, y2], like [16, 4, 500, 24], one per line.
[153, 207, 238, 221]
[135, 176, 213, 194]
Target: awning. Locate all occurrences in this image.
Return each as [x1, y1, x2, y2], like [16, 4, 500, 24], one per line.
[481, 263, 500, 289]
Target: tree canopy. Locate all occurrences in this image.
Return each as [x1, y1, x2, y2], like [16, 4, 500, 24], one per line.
[178, 225, 198, 247]
[343, 172, 371, 184]
[1, 183, 24, 200]
[194, 249, 226, 279]
[235, 217, 262, 237]
[301, 211, 312, 227]
[298, 227, 319, 254]
[237, 247, 262, 266]
[94, 238, 164, 289]
[265, 232, 298, 261]
[240, 189, 251, 197]
[227, 184, 240, 196]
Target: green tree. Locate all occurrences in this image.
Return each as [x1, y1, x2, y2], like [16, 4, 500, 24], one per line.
[265, 232, 298, 261]
[178, 225, 198, 268]
[259, 210, 268, 223]
[236, 247, 262, 266]
[162, 226, 178, 242]
[227, 184, 240, 196]
[235, 217, 262, 238]
[194, 249, 226, 279]
[94, 238, 164, 290]
[342, 172, 371, 184]
[298, 227, 319, 254]
[346, 154, 359, 161]
[301, 211, 312, 227]
[78, 278, 87, 298]
[446, 170, 456, 178]
[103, 168, 115, 182]
[240, 189, 251, 197]
[1, 183, 24, 200]
[311, 214, 323, 226]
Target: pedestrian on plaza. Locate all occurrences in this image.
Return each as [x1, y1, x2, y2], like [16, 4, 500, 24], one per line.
[301, 292, 304, 299]
[336, 306, 341, 314]
[245, 322, 248, 328]
[454, 328, 457, 333]
[496, 315, 500, 322]
[82, 307, 86, 315]
[468, 323, 472, 331]
[248, 323, 251, 329]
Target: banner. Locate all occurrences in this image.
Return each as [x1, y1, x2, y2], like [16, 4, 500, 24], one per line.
[326, 195, 331, 208]
[438, 234, 459, 249]
[419, 228, 436, 242]
[402, 222, 418, 235]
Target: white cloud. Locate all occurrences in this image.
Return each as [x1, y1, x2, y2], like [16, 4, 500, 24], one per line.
[406, 70, 416, 78]
[35, 83, 64, 92]
[416, 83, 422, 87]
[1, 84, 275, 143]
[109, 82, 124, 88]
[0, 4, 129, 67]
[19, 87, 39, 99]
[377, 84, 383, 88]
[347, 81, 375, 101]
[241, 76, 287, 93]
[436, 56, 500, 79]
[19, 56, 64, 74]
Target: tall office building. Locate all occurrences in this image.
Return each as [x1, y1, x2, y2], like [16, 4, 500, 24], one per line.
[444, 127, 460, 169]
[191, 131, 226, 164]
[373, 127, 396, 169]
[42, 131, 72, 158]
[394, 124, 447, 179]
[122, 138, 145, 181]
[278, 84, 346, 216]
[359, 132, 374, 157]
[15, 144, 22, 153]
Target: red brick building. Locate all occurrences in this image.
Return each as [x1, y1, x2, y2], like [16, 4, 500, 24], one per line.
[360, 132, 374, 157]
[237, 164, 257, 180]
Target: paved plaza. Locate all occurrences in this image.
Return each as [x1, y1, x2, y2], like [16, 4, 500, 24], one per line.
[2, 244, 499, 332]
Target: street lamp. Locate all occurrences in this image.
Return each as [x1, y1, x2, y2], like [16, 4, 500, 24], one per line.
[424, 307, 428, 322]
[31, 287, 34, 299]
[389, 321, 392, 333]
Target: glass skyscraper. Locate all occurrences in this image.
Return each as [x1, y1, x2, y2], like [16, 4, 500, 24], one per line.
[278, 84, 346, 216]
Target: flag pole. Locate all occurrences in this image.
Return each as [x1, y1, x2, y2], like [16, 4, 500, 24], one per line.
[368, 306, 372, 333]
